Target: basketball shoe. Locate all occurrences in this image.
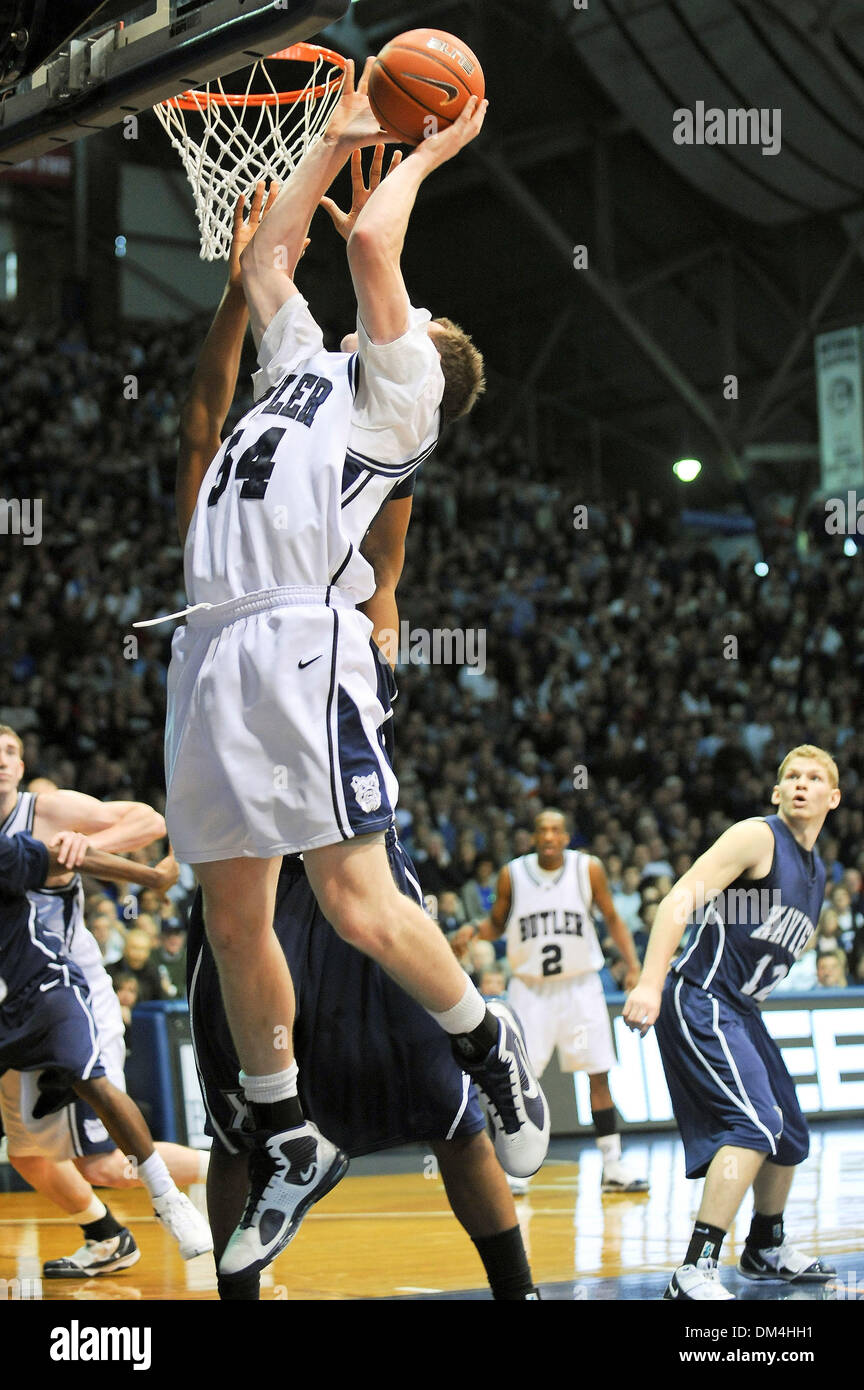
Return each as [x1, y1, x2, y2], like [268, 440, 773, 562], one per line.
[458, 1001, 550, 1179]
[663, 1259, 735, 1301]
[43, 1228, 140, 1278]
[219, 1121, 348, 1280]
[738, 1241, 835, 1283]
[601, 1159, 650, 1193]
[153, 1188, 213, 1260]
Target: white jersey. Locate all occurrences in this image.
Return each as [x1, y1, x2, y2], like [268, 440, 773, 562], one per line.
[505, 851, 605, 982]
[2, 792, 124, 1045]
[184, 295, 443, 608]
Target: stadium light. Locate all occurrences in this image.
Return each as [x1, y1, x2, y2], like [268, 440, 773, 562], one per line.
[673, 457, 702, 482]
[754, 561, 769, 577]
[843, 538, 858, 557]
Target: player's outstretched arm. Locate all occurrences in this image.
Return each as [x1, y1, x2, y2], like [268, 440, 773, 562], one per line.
[359, 494, 413, 662]
[346, 95, 487, 344]
[177, 185, 280, 541]
[37, 789, 165, 858]
[241, 57, 395, 345]
[622, 819, 773, 1035]
[475, 865, 512, 941]
[589, 858, 641, 989]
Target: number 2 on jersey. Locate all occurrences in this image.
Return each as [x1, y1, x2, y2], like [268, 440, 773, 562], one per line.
[208, 427, 285, 506]
[541, 943, 563, 977]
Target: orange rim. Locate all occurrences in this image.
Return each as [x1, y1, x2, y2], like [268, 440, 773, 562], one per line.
[163, 42, 347, 110]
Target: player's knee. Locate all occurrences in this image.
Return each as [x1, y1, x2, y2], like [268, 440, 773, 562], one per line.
[204, 912, 267, 955]
[78, 1152, 129, 1187]
[328, 899, 400, 955]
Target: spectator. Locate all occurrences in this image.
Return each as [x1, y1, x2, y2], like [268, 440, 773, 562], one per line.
[107, 927, 171, 1003]
[478, 965, 509, 999]
[461, 853, 497, 921]
[113, 971, 140, 1027]
[158, 924, 188, 999]
[816, 951, 848, 989]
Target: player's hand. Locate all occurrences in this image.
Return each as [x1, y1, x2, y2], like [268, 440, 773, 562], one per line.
[229, 182, 282, 286]
[323, 57, 400, 150]
[412, 95, 488, 169]
[49, 830, 91, 870]
[450, 923, 477, 951]
[320, 144, 403, 240]
[152, 851, 181, 893]
[622, 980, 662, 1037]
[623, 964, 642, 993]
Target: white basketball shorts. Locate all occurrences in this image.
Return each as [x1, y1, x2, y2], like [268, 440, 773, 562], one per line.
[508, 971, 616, 1076]
[164, 586, 399, 862]
[0, 1032, 125, 1161]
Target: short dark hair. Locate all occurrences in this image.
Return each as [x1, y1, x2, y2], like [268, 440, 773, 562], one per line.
[432, 317, 485, 420]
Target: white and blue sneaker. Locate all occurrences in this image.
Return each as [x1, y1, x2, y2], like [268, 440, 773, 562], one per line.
[664, 1259, 735, 1301]
[43, 1228, 140, 1278]
[738, 1241, 835, 1283]
[459, 1001, 550, 1179]
[219, 1121, 348, 1281]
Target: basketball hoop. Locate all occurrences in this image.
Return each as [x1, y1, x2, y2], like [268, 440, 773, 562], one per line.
[154, 43, 347, 261]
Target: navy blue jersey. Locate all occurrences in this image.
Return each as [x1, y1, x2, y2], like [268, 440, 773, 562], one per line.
[188, 826, 484, 1157]
[0, 831, 56, 1003]
[675, 816, 825, 1013]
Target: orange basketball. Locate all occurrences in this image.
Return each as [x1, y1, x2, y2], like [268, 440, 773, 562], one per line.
[368, 29, 484, 146]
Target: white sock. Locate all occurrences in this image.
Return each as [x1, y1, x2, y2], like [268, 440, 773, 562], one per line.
[137, 1151, 174, 1200]
[597, 1133, 621, 1165]
[69, 1196, 107, 1227]
[239, 1061, 299, 1105]
[427, 977, 487, 1035]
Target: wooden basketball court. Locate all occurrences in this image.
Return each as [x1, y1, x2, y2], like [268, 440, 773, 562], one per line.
[3, 1125, 861, 1301]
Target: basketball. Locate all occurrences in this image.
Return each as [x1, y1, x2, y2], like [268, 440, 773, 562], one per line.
[368, 29, 485, 146]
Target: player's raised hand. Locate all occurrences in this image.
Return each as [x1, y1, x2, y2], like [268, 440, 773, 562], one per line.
[412, 95, 488, 170]
[622, 980, 662, 1037]
[229, 182, 281, 286]
[320, 144, 403, 240]
[323, 57, 400, 150]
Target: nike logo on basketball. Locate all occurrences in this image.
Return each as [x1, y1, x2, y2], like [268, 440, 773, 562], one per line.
[401, 71, 460, 102]
[298, 656, 321, 669]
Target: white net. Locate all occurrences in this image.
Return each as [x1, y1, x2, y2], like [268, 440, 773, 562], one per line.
[153, 47, 346, 261]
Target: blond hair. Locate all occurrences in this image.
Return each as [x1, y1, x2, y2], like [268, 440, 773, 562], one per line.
[777, 744, 839, 789]
[0, 725, 24, 757]
[432, 317, 485, 420]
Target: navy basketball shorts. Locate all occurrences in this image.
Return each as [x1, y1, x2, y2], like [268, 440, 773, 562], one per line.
[655, 974, 809, 1179]
[187, 826, 485, 1158]
[0, 966, 106, 1089]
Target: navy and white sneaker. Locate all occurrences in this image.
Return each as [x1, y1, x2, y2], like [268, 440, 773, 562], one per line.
[219, 1121, 348, 1281]
[458, 1001, 550, 1179]
[663, 1259, 735, 1301]
[43, 1228, 140, 1278]
[738, 1241, 835, 1283]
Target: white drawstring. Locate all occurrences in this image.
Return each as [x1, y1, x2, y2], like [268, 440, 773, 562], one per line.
[133, 602, 213, 629]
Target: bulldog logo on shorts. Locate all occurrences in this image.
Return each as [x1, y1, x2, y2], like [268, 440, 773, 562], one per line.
[351, 771, 382, 813]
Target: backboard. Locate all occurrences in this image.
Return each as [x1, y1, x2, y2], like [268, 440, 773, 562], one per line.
[0, 0, 350, 168]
